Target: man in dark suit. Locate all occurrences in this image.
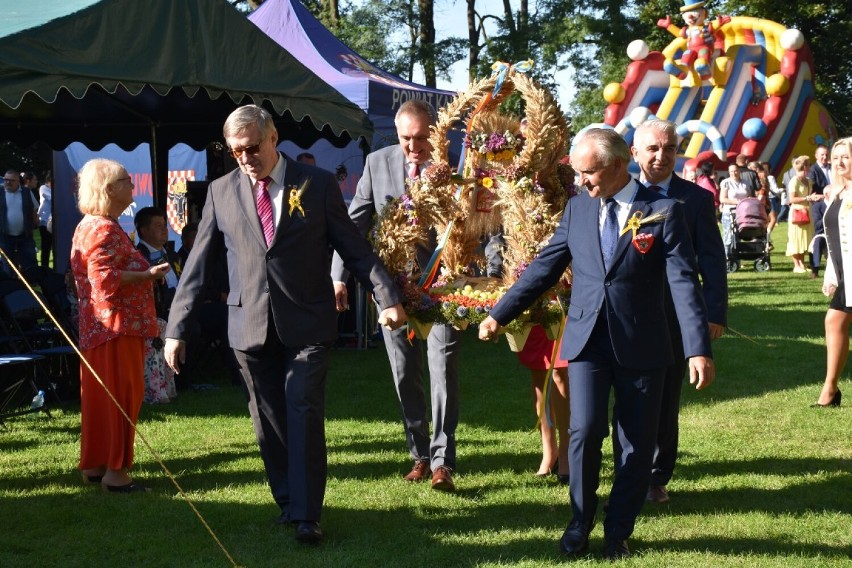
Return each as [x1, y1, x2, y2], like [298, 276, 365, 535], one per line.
[134, 207, 182, 319]
[809, 144, 831, 278]
[630, 119, 727, 504]
[479, 128, 714, 560]
[330, 100, 462, 492]
[164, 105, 406, 544]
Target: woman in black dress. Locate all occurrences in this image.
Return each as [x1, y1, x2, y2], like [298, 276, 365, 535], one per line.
[817, 138, 852, 407]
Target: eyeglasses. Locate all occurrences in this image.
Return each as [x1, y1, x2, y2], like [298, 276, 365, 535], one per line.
[228, 139, 265, 159]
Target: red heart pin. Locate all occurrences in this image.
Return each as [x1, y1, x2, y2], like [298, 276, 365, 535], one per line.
[632, 233, 654, 254]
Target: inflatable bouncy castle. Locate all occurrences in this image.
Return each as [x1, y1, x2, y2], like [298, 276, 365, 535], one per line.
[600, 4, 837, 174]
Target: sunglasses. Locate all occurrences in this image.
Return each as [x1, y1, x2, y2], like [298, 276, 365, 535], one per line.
[228, 139, 265, 159]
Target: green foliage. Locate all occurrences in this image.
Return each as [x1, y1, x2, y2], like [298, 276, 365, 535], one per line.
[566, 0, 851, 132]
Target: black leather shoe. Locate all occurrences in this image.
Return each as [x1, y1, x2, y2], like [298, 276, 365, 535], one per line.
[275, 511, 293, 525]
[295, 521, 322, 544]
[811, 389, 842, 408]
[604, 537, 630, 560]
[559, 517, 595, 556]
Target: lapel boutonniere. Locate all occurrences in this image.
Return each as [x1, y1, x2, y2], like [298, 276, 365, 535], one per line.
[288, 177, 310, 218]
[619, 209, 669, 254]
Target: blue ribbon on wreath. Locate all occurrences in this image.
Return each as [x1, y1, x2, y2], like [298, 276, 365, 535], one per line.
[490, 59, 534, 98]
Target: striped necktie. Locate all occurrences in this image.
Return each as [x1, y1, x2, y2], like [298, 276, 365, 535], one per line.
[408, 162, 420, 179]
[255, 176, 274, 247]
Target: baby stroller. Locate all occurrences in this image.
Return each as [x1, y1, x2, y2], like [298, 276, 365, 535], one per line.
[727, 197, 771, 273]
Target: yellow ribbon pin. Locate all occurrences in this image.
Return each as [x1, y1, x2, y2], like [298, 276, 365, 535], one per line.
[288, 177, 310, 218]
[620, 211, 645, 240]
[619, 209, 670, 239]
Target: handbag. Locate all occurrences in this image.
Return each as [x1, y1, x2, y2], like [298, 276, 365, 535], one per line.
[792, 207, 810, 225]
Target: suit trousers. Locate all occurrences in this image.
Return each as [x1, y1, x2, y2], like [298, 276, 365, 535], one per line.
[233, 323, 332, 522]
[382, 323, 460, 468]
[811, 200, 828, 273]
[568, 315, 665, 540]
[648, 321, 686, 487]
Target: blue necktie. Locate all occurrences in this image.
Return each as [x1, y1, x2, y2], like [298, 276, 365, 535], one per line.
[601, 198, 619, 269]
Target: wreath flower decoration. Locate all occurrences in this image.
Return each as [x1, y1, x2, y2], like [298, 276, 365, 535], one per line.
[371, 62, 574, 340]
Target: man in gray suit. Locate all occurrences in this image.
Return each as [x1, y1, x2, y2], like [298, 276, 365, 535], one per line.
[330, 100, 461, 492]
[164, 105, 406, 544]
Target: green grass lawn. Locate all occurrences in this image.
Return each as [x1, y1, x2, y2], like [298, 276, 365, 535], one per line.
[1, 222, 850, 567]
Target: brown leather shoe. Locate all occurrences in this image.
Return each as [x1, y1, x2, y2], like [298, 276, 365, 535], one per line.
[403, 460, 431, 482]
[646, 485, 670, 503]
[431, 465, 455, 492]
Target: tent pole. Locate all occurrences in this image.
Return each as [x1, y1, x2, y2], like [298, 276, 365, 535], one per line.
[149, 126, 169, 209]
[149, 125, 160, 207]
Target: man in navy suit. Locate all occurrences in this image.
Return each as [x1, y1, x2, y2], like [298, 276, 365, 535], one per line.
[165, 105, 406, 544]
[809, 144, 831, 277]
[630, 120, 727, 504]
[479, 128, 714, 560]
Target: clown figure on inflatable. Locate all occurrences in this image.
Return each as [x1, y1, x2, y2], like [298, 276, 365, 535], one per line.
[658, 0, 730, 80]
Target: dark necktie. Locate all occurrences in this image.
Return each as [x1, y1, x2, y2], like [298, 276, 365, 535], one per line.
[255, 176, 274, 247]
[647, 185, 662, 193]
[601, 197, 619, 269]
[408, 162, 420, 179]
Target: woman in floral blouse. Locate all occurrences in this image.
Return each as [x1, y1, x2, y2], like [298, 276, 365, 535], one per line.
[70, 159, 171, 493]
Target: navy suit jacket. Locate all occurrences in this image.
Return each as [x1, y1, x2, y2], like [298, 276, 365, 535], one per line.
[666, 174, 727, 327]
[490, 183, 712, 369]
[808, 163, 830, 195]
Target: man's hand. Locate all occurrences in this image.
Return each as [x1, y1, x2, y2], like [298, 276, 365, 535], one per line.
[333, 281, 349, 312]
[688, 356, 715, 390]
[823, 283, 837, 297]
[378, 304, 407, 331]
[708, 322, 725, 340]
[164, 338, 186, 374]
[478, 316, 500, 342]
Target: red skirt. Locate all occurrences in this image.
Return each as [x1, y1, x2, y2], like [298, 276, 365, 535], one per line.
[517, 324, 568, 371]
[79, 335, 145, 471]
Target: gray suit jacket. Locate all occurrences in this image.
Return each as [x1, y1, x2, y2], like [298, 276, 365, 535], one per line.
[167, 154, 401, 351]
[330, 145, 434, 281]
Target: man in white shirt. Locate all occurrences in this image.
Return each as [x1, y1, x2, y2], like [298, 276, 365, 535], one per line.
[134, 207, 180, 318]
[1, 169, 38, 275]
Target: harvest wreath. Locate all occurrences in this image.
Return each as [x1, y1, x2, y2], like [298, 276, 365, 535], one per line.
[371, 62, 575, 349]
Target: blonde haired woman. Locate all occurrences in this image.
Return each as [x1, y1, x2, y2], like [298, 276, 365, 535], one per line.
[71, 159, 171, 491]
[786, 155, 822, 273]
[817, 138, 852, 407]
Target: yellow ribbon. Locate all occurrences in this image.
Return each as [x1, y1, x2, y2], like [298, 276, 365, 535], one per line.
[620, 211, 645, 240]
[288, 178, 310, 217]
[619, 209, 670, 239]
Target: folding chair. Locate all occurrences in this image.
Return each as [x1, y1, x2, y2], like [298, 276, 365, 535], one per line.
[28, 269, 79, 345]
[0, 287, 77, 405]
[0, 354, 50, 425]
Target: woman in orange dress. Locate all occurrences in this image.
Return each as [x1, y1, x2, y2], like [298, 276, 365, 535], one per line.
[70, 159, 171, 493]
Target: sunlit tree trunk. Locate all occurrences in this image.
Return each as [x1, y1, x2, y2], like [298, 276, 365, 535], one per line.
[418, 0, 436, 86]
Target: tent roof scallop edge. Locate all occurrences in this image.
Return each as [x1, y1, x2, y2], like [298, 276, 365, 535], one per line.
[0, 0, 373, 150]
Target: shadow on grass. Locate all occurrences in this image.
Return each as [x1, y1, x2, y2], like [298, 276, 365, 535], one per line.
[1, 468, 849, 567]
